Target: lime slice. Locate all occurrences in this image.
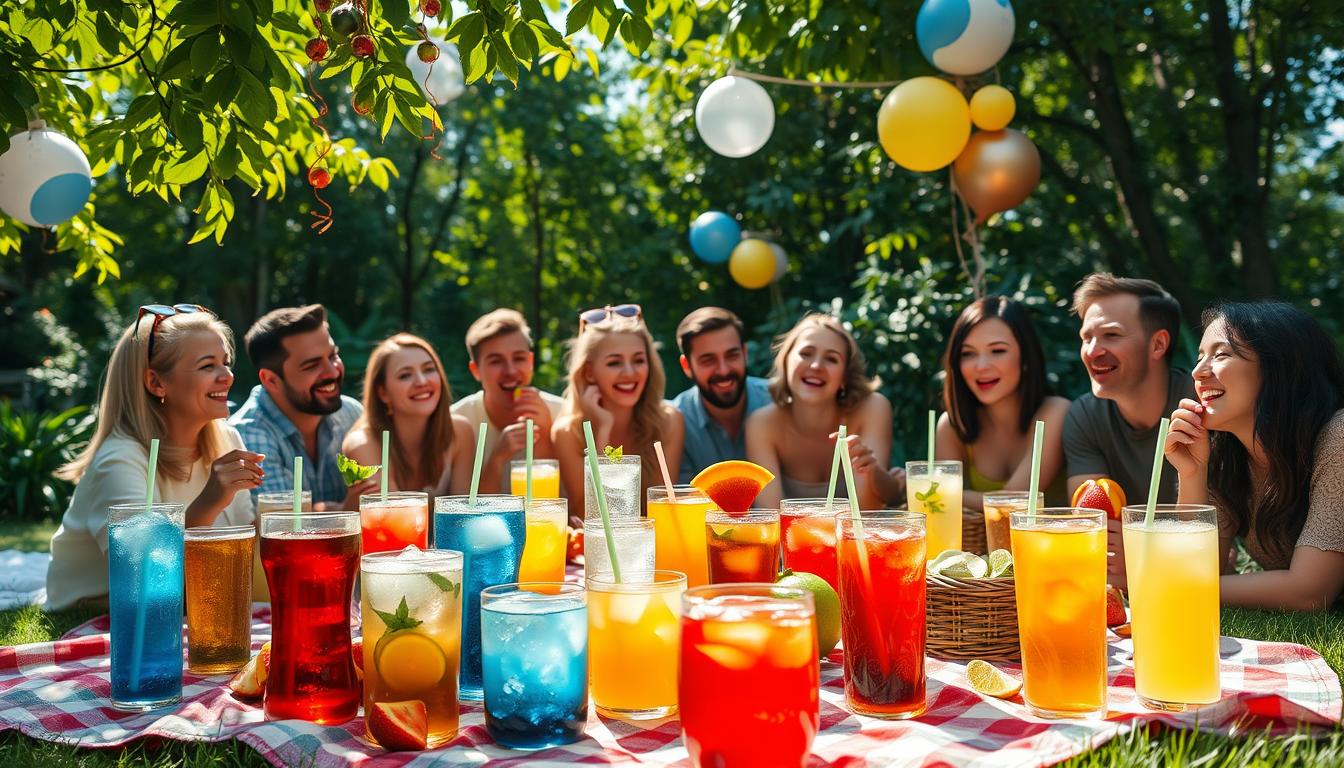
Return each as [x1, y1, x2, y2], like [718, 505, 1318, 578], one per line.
[931, 552, 988, 579]
[987, 549, 1014, 578]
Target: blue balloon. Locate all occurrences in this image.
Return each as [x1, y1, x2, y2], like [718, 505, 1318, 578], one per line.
[916, 0, 1015, 76]
[688, 211, 741, 264]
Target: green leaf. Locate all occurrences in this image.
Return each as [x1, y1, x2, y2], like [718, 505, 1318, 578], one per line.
[520, 0, 545, 21]
[382, 0, 411, 29]
[492, 33, 518, 85]
[603, 444, 623, 461]
[454, 12, 486, 61]
[373, 596, 424, 632]
[125, 94, 160, 128]
[627, 15, 652, 50]
[203, 67, 241, 108]
[670, 13, 692, 47]
[160, 38, 196, 79]
[190, 31, 223, 75]
[337, 453, 381, 485]
[163, 150, 209, 185]
[566, 0, 594, 35]
[426, 572, 460, 596]
[509, 22, 537, 65]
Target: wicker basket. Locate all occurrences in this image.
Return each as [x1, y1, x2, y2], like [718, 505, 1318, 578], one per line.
[926, 572, 1020, 662]
[961, 508, 988, 555]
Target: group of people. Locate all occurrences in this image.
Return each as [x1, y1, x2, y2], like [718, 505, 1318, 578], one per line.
[45, 273, 1344, 614]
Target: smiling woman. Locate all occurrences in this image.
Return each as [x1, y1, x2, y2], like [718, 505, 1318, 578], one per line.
[46, 307, 263, 611]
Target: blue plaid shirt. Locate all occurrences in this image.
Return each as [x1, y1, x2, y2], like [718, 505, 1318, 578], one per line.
[228, 385, 363, 507]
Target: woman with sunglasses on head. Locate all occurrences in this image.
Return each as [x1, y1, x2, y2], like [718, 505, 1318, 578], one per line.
[1163, 302, 1344, 611]
[341, 333, 474, 495]
[47, 305, 265, 610]
[552, 305, 685, 522]
[747, 313, 903, 509]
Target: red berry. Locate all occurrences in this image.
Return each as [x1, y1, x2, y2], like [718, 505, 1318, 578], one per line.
[305, 37, 328, 62]
[307, 167, 331, 189]
[351, 34, 375, 58]
[421, 0, 441, 17]
[416, 41, 439, 63]
[313, 0, 332, 12]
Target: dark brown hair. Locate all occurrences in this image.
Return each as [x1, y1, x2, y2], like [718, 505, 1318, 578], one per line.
[353, 333, 455, 490]
[942, 297, 1049, 443]
[676, 307, 745, 356]
[1071, 273, 1182, 363]
[465, 308, 532, 362]
[244, 304, 327, 374]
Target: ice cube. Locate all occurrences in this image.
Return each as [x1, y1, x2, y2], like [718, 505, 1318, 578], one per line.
[463, 515, 513, 552]
[395, 545, 425, 559]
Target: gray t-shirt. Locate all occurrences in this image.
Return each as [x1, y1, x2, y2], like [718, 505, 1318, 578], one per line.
[1063, 368, 1194, 505]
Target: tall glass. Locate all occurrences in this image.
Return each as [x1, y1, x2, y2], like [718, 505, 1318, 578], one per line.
[906, 461, 963, 560]
[362, 549, 464, 747]
[982, 491, 1042, 555]
[679, 585, 819, 768]
[260, 510, 361, 723]
[519, 497, 568, 583]
[584, 453, 642, 519]
[108, 503, 185, 711]
[184, 525, 254, 675]
[587, 570, 686, 719]
[705, 511, 780, 583]
[359, 491, 429, 554]
[252, 491, 312, 602]
[1010, 508, 1107, 719]
[432, 494, 525, 701]
[836, 511, 927, 718]
[584, 518, 655, 580]
[481, 583, 588, 749]
[511, 459, 561, 498]
[1122, 504, 1221, 711]
[780, 498, 840, 590]
[647, 485, 712, 587]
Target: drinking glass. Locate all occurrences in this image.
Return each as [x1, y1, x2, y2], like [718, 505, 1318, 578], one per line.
[184, 524, 253, 675]
[108, 503, 185, 711]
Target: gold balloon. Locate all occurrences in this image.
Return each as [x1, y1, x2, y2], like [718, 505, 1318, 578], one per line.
[877, 77, 971, 172]
[952, 129, 1041, 223]
[969, 85, 1016, 131]
[729, 238, 777, 289]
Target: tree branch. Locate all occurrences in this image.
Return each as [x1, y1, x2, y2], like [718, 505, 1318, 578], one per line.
[418, 121, 478, 286]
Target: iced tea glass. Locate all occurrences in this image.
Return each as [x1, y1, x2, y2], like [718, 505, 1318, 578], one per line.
[705, 510, 780, 583]
[184, 525, 254, 675]
[981, 491, 1042, 555]
[779, 498, 840, 590]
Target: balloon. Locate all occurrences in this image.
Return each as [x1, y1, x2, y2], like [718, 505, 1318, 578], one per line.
[405, 39, 464, 105]
[769, 243, 788, 283]
[970, 84, 1015, 131]
[695, 76, 775, 158]
[729, 239, 776, 289]
[688, 211, 741, 264]
[877, 77, 971, 172]
[916, 0, 1016, 76]
[952, 128, 1041, 222]
[0, 125, 93, 228]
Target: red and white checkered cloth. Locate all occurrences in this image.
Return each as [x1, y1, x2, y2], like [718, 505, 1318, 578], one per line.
[0, 608, 1338, 768]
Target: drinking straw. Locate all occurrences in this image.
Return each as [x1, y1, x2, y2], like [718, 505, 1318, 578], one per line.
[380, 429, 389, 502]
[927, 409, 936, 468]
[129, 438, 160, 691]
[467, 422, 487, 508]
[582, 421, 623, 583]
[292, 456, 303, 515]
[1027, 421, 1044, 523]
[653, 440, 675, 503]
[824, 428, 843, 514]
[837, 425, 888, 672]
[524, 418, 534, 509]
[1144, 418, 1172, 529]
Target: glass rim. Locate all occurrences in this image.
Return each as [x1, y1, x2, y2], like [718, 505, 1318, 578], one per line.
[905, 460, 962, 470]
[645, 484, 707, 499]
[1009, 507, 1106, 526]
[582, 517, 654, 530]
[1120, 504, 1217, 525]
[258, 510, 358, 521]
[524, 496, 570, 509]
[184, 524, 254, 539]
[779, 497, 841, 514]
[256, 490, 311, 501]
[433, 493, 524, 513]
[109, 502, 185, 512]
[832, 509, 924, 522]
[1120, 503, 1216, 513]
[681, 583, 815, 617]
[587, 453, 642, 464]
[585, 569, 687, 592]
[510, 458, 559, 467]
[361, 547, 464, 572]
[479, 581, 586, 604]
[705, 510, 779, 523]
[359, 491, 428, 503]
[982, 491, 1044, 502]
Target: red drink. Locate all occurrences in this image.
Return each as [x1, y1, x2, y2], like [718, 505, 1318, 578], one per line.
[679, 585, 818, 768]
[780, 501, 838, 590]
[360, 492, 429, 554]
[261, 511, 361, 724]
[837, 512, 927, 719]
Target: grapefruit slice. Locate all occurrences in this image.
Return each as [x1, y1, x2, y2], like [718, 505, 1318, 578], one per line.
[691, 460, 775, 513]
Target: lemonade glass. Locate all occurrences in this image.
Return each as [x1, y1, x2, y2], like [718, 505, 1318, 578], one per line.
[647, 485, 713, 587]
[519, 497, 568, 582]
[511, 459, 561, 499]
[906, 461, 962, 561]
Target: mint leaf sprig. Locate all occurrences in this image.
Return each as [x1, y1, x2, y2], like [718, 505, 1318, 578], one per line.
[372, 596, 423, 632]
[337, 453, 380, 486]
[916, 481, 945, 516]
[603, 444, 624, 461]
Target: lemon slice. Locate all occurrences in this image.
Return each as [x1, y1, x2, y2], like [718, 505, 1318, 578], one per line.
[966, 659, 1022, 699]
[987, 549, 1014, 578]
[374, 631, 447, 694]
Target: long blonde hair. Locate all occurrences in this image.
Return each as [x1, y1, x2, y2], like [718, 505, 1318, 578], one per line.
[59, 310, 236, 483]
[561, 317, 667, 463]
[351, 333, 455, 490]
[767, 312, 875, 410]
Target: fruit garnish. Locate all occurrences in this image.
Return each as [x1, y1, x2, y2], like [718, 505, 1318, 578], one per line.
[374, 631, 447, 694]
[776, 569, 841, 657]
[352, 637, 364, 672]
[227, 641, 271, 699]
[367, 700, 429, 751]
[426, 573, 461, 598]
[966, 659, 1022, 699]
[690, 460, 776, 513]
[566, 526, 584, 563]
[930, 550, 989, 579]
[1105, 585, 1127, 627]
[916, 481, 946, 515]
[1111, 622, 1132, 638]
[987, 549, 1014, 578]
[338, 453, 381, 486]
[603, 444, 624, 461]
[1072, 477, 1126, 520]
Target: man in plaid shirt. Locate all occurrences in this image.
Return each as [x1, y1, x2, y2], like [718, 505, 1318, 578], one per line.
[229, 304, 369, 510]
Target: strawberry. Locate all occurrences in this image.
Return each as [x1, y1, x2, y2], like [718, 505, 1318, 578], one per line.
[368, 700, 429, 751]
[1105, 585, 1127, 627]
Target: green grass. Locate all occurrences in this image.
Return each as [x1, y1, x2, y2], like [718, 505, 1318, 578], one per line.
[0, 518, 57, 552]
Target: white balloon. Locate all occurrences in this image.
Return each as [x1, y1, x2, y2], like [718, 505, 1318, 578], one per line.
[695, 76, 775, 158]
[405, 39, 464, 105]
[0, 126, 92, 228]
[930, 0, 1015, 76]
[769, 242, 788, 283]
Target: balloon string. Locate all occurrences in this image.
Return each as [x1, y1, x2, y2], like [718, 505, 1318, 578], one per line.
[727, 65, 900, 90]
[304, 62, 334, 235]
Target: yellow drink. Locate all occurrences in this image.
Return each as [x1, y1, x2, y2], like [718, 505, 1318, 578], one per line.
[1010, 509, 1107, 719]
[511, 459, 560, 499]
[519, 498, 568, 583]
[906, 461, 963, 561]
[587, 571, 686, 719]
[1122, 505, 1221, 710]
[647, 485, 713, 587]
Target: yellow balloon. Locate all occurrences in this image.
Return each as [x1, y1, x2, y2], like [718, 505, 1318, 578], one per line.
[970, 85, 1016, 131]
[877, 77, 971, 172]
[729, 239, 776, 289]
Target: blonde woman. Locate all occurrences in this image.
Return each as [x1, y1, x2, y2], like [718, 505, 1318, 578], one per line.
[48, 305, 263, 610]
[552, 305, 686, 522]
[747, 313, 901, 509]
[342, 333, 474, 495]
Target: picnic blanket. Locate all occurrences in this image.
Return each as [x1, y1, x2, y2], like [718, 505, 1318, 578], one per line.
[0, 550, 49, 610]
[0, 608, 1338, 768]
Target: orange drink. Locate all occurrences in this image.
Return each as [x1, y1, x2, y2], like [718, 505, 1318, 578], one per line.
[519, 498, 568, 582]
[511, 459, 561, 499]
[647, 485, 713, 587]
[705, 511, 780, 583]
[1010, 508, 1107, 719]
[587, 570, 686, 719]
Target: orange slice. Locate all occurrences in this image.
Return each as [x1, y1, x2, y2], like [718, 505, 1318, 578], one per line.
[374, 631, 447, 694]
[966, 659, 1022, 699]
[691, 460, 775, 513]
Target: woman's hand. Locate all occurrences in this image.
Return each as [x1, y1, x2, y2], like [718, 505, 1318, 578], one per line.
[581, 382, 614, 435]
[192, 450, 264, 520]
[1165, 398, 1211, 478]
[831, 432, 879, 476]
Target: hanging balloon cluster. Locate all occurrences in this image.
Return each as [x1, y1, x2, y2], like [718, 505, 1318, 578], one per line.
[0, 118, 93, 230]
[687, 211, 788, 290]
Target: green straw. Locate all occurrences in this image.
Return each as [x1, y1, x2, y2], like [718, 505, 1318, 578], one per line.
[1027, 420, 1044, 522]
[524, 418, 534, 510]
[582, 421, 622, 583]
[837, 424, 889, 673]
[824, 427, 843, 513]
[144, 439, 159, 510]
[468, 422, 487, 509]
[1144, 418, 1172, 529]
[292, 456, 302, 531]
[837, 425, 863, 534]
[380, 429, 389, 502]
[129, 438, 160, 690]
[927, 409, 935, 467]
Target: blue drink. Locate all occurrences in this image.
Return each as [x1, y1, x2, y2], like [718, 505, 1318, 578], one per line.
[108, 503, 185, 711]
[433, 494, 526, 701]
[481, 583, 588, 749]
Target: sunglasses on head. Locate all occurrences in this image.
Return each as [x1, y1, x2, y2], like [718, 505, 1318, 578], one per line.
[578, 304, 642, 332]
[134, 304, 210, 362]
